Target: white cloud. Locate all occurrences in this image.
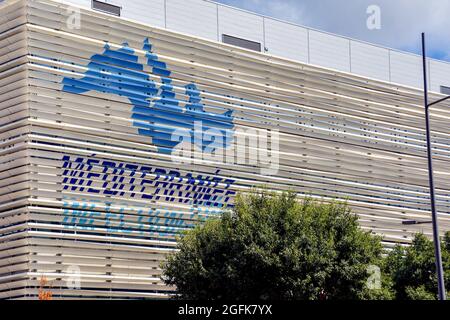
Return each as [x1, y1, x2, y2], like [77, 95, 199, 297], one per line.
[216, 0, 450, 60]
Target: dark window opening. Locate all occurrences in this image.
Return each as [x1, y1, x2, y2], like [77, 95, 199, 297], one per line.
[222, 34, 261, 52]
[440, 85, 450, 95]
[92, 0, 121, 16]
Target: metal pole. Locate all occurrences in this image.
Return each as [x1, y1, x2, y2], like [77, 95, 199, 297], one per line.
[421, 32, 446, 301]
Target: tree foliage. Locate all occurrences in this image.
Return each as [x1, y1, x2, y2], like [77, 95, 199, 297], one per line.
[384, 232, 450, 300]
[162, 191, 387, 300]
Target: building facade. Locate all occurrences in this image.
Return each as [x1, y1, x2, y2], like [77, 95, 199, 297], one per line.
[1, 0, 450, 299]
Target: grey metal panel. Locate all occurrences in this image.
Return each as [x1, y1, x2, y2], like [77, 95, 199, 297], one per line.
[350, 41, 390, 81]
[308, 30, 350, 72]
[91, 0, 120, 16]
[264, 18, 308, 63]
[389, 51, 423, 89]
[217, 5, 264, 46]
[166, 0, 218, 41]
[222, 34, 261, 51]
[429, 60, 450, 94]
[440, 85, 450, 95]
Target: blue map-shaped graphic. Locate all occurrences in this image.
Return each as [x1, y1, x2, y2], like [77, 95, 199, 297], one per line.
[61, 38, 234, 154]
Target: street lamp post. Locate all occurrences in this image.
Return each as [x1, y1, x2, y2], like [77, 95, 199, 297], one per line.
[421, 32, 448, 301]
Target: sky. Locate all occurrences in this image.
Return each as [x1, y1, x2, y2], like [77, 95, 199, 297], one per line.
[215, 0, 450, 62]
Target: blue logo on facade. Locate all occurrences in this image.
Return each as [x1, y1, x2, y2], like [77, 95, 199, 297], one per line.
[59, 37, 237, 233]
[61, 155, 236, 208]
[61, 38, 234, 154]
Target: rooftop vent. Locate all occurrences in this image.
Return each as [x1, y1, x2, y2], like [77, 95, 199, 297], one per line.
[222, 34, 261, 52]
[92, 0, 121, 16]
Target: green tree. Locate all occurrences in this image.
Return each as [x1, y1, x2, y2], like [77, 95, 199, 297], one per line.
[384, 232, 450, 300]
[162, 191, 390, 300]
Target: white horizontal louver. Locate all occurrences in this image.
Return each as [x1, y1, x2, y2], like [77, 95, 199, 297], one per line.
[1, 0, 450, 300]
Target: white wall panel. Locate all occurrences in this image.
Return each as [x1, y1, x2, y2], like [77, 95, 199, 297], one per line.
[63, 0, 90, 8]
[166, 0, 218, 41]
[116, 0, 165, 28]
[218, 5, 264, 47]
[389, 51, 423, 89]
[350, 41, 390, 81]
[264, 18, 308, 63]
[309, 30, 350, 72]
[429, 60, 450, 94]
